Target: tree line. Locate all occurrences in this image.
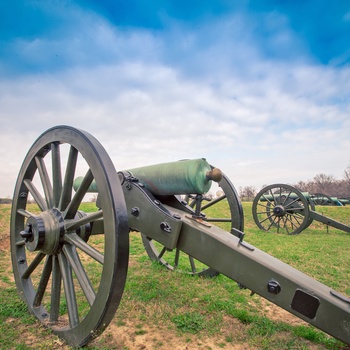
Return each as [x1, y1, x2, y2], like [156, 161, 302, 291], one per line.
[239, 163, 350, 201]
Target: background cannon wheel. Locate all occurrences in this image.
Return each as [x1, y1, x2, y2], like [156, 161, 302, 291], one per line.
[252, 184, 311, 235]
[312, 193, 335, 206]
[10, 126, 129, 347]
[141, 170, 244, 277]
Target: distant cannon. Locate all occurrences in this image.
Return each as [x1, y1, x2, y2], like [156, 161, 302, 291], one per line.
[312, 193, 344, 206]
[10, 126, 350, 347]
[339, 198, 350, 205]
[252, 184, 350, 235]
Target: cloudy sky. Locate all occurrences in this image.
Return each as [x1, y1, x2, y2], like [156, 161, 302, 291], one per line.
[1, 1, 349, 198]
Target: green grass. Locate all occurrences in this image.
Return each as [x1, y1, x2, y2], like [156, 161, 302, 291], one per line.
[1, 202, 350, 349]
[241, 202, 350, 294]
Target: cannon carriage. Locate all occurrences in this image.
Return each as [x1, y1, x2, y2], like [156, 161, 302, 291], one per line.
[10, 126, 350, 347]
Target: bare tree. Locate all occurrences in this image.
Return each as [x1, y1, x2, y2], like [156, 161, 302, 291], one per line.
[312, 173, 336, 195]
[239, 186, 257, 201]
[294, 181, 309, 192]
[343, 164, 350, 196]
[344, 163, 350, 182]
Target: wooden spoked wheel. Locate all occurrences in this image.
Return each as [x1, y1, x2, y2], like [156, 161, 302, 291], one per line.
[10, 126, 129, 347]
[252, 184, 311, 235]
[313, 193, 335, 206]
[141, 170, 244, 277]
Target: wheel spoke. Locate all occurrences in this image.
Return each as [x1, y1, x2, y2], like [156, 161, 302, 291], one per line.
[65, 210, 103, 231]
[279, 217, 286, 233]
[256, 208, 271, 216]
[64, 169, 94, 220]
[266, 215, 278, 231]
[21, 252, 46, 279]
[283, 206, 304, 212]
[58, 252, 79, 328]
[51, 142, 62, 208]
[174, 248, 180, 270]
[261, 193, 274, 206]
[34, 255, 53, 307]
[157, 246, 167, 259]
[280, 190, 292, 206]
[62, 244, 96, 306]
[201, 194, 226, 210]
[188, 256, 196, 274]
[59, 146, 78, 211]
[35, 155, 54, 208]
[257, 201, 269, 210]
[258, 211, 275, 225]
[284, 197, 301, 209]
[50, 255, 62, 322]
[23, 179, 47, 211]
[286, 213, 302, 228]
[64, 232, 104, 264]
[17, 208, 35, 218]
[269, 190, 277, 205]
[188, 197, 196, 208]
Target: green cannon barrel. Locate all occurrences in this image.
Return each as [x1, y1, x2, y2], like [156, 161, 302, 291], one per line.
[339, 198, 350, 205]
[73, 158, 222, 196]
[330, 197, 343, 206]
[259, 192, 311, 201]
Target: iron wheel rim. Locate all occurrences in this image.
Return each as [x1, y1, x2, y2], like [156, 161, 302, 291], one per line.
[252, 184, 310, 235]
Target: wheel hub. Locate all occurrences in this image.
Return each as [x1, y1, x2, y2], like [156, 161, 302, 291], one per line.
[20, 208, 65, 254]
[273, 205, 285, 217]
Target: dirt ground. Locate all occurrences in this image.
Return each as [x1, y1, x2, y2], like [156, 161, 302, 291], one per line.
[87, 300, 321, 350]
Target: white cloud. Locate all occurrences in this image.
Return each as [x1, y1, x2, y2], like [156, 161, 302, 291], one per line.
[1, 8, 349, 198]
[1, 55, 349, 198]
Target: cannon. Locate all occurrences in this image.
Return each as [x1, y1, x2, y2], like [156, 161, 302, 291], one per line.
[10, 126, 350, 347]
[312, 193, 344, 206]
[252, 183, 350, 235]
[73, 158, 244, 278]
[340, 198, 350, 206]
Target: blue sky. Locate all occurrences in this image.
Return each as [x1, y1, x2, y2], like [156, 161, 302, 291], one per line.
[0, 1, 349, 197]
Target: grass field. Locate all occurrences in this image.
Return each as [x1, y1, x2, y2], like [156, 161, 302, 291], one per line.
[1, 201, 350, 349]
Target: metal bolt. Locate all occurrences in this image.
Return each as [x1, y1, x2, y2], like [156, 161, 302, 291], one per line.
[160, 222, 171, 233]
[131, 207, 140, 217]
[173, 214, 181, 219]
[267, 280, 281, 295]
[154, 200, 160, 205]
[18, 257, 26, 264]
